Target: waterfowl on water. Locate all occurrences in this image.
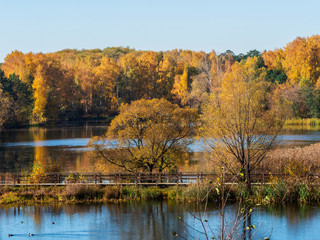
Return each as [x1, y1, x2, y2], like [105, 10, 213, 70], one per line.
[21, 221, 23, 224]
[8, 234, 13, 237]
[52, 222, 55, 224]
[29, 233, 34, 236]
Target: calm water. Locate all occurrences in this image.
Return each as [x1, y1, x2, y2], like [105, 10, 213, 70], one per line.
[0, 202, 319, 240]
[1, 124, 320, 239]
[1, 122, 320, 173]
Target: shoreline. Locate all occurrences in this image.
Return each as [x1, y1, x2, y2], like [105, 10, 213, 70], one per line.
[0, 181, 319, 207]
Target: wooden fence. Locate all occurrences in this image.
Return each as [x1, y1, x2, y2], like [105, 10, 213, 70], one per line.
[0, 171, 319, 186]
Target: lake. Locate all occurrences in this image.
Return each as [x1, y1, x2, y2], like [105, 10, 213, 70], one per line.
[1, 123, 320, 240]
[1, 122, 320, 173]
[0, 202, 319, 240]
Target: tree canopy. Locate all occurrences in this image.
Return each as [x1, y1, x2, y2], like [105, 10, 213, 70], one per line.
[2, 36, 320, 127]
[90, 98, 198, 172]
[201, 58, 287, 190]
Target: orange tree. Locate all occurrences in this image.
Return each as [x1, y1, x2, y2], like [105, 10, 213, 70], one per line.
[90, 98, 198, 173]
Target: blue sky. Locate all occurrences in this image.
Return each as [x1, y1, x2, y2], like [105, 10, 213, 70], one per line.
[0, 0, 319, 62]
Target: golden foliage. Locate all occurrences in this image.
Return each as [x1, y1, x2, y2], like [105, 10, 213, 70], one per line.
[90, 98, 198, 172]
[201, 57, 285, 187]
[28, 162, 47, 184]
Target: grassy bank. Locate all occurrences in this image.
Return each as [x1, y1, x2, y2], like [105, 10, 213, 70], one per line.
[285, 118, 320, 126]
[0, 181, 319, 206]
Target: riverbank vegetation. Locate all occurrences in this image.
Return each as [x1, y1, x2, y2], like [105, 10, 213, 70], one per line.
[0, 180, 319, 206]
[285, 118, 320, 126]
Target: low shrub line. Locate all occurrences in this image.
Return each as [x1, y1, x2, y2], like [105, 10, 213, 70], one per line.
[285, 118, 320, 126]
[0, 181, 319, 205]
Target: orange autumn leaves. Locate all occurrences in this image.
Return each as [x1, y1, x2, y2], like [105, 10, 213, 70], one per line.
[2, 36, 320, 125]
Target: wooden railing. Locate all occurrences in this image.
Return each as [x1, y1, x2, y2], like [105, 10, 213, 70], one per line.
[0, 172, 319, 186]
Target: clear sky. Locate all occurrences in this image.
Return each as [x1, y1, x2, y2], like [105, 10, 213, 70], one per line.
[0, 0, 319, 62]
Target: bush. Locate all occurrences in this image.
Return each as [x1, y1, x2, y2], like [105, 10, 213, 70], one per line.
[64, 184, 104, 200]
[104, 186, 123, 200]
[28, 163, 46, 184]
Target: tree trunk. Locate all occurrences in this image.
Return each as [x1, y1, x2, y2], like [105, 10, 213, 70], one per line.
[245, 164, 252, 194]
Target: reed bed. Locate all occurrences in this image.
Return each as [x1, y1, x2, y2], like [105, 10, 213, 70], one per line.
[285, 118, 320, 126]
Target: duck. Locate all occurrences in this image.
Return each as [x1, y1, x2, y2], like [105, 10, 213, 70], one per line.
[21, 221, 23, 224]
[8, 234, 13, 237]
[52, 222, 55, 224]
[29, 233, 34, 236]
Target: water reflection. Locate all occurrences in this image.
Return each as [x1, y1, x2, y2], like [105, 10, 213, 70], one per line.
[0, 123, 106, 173]
[1, 123, 320, 173]
[0, 202, 319, 240]
[0, 202, 188, 240]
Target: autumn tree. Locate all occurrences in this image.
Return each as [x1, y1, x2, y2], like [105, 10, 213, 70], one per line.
[94, 56, 121, 112]
[118, 53, 141, 103]
[172, 63, 189, 105]
[90, 98, 198, 173]
[157, 54, 176, 99]
[201, 57, 286, 191]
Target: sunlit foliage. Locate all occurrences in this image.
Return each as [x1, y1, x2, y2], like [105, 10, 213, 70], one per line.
[90, 98, 198, 172]
[201, 58, 287, 190]
[2, 37, 320, 127]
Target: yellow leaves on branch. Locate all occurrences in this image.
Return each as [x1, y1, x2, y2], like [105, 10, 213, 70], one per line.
[201, 57, 286, 187]
[91, 98, 198, 173]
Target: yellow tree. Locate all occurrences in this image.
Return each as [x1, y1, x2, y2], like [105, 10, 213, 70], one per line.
[137, 51, 159, 99]
[73, 55, 99, 115]
[201, 57, 285, 190]
[172, 63, 189, 105]
[281, 36, 320, 85]
[262, 49, 285, 71]
[32, 54, 64, 122]
[90, 98, 198, 173]
[119, 53, 140, 102]
[157, 54, 176, 99]
[1, 51, 36, 88]
[94, 56, 121, 111]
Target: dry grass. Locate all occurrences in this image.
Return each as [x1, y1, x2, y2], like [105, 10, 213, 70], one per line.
[263, 143, 320, 176]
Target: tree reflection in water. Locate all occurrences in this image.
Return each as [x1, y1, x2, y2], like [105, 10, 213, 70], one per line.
[0, 202, 319, 239]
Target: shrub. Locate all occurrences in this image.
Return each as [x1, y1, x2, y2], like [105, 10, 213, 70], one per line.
[28, 163, 46, 184]
[64, 184, 104, 200]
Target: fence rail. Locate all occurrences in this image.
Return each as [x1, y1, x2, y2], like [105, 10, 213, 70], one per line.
[0, 172, 319, 186]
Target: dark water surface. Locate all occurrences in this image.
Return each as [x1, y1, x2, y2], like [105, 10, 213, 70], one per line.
[0, 202, 319, 240]
[1, 123, 320, 173]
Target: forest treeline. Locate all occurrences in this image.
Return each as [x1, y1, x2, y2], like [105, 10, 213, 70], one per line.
[1, 35, 320, 128]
